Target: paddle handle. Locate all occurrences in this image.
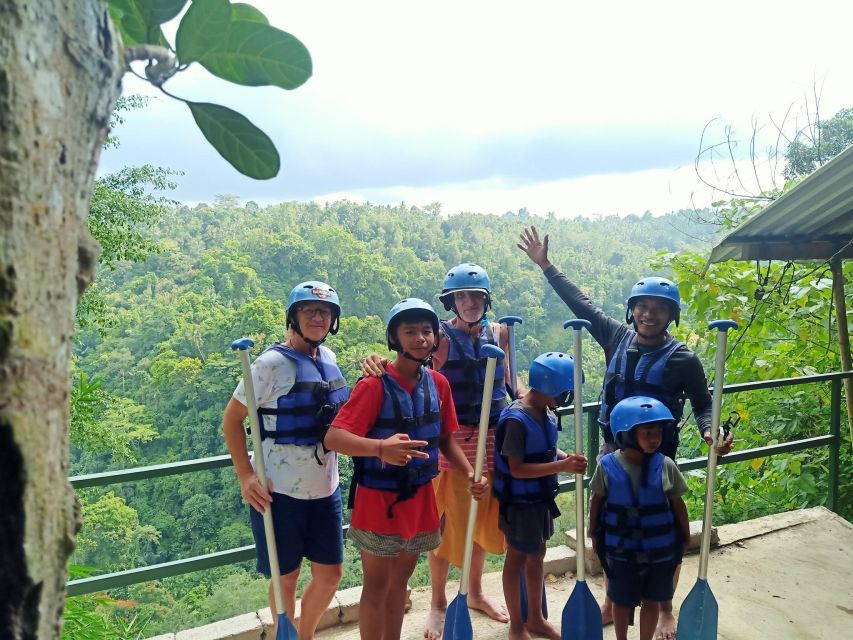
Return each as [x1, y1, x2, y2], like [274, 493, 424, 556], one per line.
[459, 346, 503, 594]
[234, 340, 286, 615]
[564, 320, 590, 581]
[698, 320, 738, 579]
[499, 315, 522, 398]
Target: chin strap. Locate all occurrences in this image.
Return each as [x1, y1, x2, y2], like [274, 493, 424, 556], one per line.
[401, 344, 437, 368]
[292, 321, 327, 349]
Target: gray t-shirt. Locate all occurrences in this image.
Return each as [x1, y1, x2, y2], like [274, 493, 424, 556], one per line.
[589, 450, 688, 498]
[498, 405, 558, 544]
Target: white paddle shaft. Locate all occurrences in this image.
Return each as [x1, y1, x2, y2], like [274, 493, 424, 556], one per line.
[571, 329, 587, 582]
[459, 356, 499, 595]
[238, 349, 286, 615]
[698, 329, 729, 580]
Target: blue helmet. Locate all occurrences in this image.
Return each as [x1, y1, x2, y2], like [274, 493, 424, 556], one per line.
[626, 276, 681, 326]
[528, 352, 580, 399]
[386, 298, 440, 353]
[439, 263, 492, 313]
[286, 281, 341, 336]
[610, 396, 674, 447]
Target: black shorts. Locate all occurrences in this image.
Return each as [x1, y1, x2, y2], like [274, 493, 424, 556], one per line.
[249, 487, 344, 576]
[605, 558, 678, 608]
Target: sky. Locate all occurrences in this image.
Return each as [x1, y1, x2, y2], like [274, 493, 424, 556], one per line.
[101, 0, 853, 218]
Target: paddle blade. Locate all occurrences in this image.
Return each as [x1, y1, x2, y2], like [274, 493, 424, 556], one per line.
[676, 578, 718, 640]
[561, 580, 603, 640]
[444, 593, 472, 640]
[275, 611, 298, 640]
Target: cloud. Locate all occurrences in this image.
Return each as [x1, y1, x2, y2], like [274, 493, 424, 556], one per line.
[98, 0, 853, 215]
[312, 158, 785, 219]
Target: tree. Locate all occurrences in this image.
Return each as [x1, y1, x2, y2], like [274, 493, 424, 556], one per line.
[784, 107, 853, 179]
[0, 4, 122, 637]
[0, 1, 312, 636]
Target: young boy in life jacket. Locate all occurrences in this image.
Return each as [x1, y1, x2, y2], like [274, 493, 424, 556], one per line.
[587, 396, 691, 640]
[494, 352, 589, 640]
[324, 298, 486, 640]
[362, 264, 517, 638]
[223, 281, 350, 640]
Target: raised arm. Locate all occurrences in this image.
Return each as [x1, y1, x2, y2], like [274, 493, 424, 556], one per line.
[518, 225, 624, 349]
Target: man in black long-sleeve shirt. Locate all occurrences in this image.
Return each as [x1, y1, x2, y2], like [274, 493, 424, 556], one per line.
[518, 226, 732, 640]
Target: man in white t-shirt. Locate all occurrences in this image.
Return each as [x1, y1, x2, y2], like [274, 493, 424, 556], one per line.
[223, 281, 349, 640]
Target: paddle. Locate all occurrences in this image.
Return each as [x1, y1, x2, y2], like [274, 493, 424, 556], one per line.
[444, 343, 505, 640]
[498, 315, 522, 399]
[559, 319, 603, 640]
[232, 338, 298, 640]
[675, 319, 738, 640]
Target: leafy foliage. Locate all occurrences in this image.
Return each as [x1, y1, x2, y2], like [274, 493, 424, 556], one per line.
[784, 107, 853, 179]
[108, 0, 312, 178]
[67, 191, 851, 633]
[70, 372, 157, 463]
[653, 243, 852, 525]
[62, 566, 151, 640]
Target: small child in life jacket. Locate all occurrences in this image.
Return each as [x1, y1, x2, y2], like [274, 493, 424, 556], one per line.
[587, 396, 691, 640]
[494, 352, 588, 640]
[324, 298, 485, 640]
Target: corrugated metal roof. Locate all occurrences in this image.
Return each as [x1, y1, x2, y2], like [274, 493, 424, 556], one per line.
[709, 143, 853, 262]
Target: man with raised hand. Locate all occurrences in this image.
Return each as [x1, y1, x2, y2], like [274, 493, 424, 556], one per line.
[518, 226, 732, 640]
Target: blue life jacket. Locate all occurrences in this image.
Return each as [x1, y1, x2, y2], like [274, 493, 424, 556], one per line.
[599, 452, 677, 564]
[493, 401, 559, 512]
[352, 368, 441, 516]
[256, 344, 349, 448]
[439, 320, 507, 426]
[598, 331, 685, 442]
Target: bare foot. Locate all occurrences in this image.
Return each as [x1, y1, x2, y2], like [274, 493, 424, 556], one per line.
[601, 599, 614, 626]
[655, 610, 677, 640]
[467, 593, 510, 623]
[423, 606, 446, 640]
[525, 617, 560, 640]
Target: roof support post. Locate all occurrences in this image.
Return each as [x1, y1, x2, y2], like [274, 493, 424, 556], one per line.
[830, 255, 853, 449]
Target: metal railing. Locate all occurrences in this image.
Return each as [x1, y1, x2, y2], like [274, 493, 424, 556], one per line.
[66, 371, 851, 597]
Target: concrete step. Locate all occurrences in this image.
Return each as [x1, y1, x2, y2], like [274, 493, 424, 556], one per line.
[565, 519, 719, 556]
[543, 544, 577, 577]
[146, 585, 412, 639]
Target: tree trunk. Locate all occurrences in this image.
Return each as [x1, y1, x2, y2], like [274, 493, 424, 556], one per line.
[0, 2, 121, 637]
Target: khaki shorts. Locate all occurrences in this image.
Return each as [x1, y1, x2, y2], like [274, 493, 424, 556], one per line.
[347, 527, 441, 558]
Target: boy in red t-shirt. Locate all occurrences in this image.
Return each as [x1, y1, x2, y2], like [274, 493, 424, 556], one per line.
[325, 298, 484, 640]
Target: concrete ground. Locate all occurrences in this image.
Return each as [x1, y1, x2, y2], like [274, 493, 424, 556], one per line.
[148, 507, 852, 639]
[317, 507, 852, 640]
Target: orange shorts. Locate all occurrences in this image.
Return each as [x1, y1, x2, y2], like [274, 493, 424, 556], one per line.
[433, 468, 506, 567]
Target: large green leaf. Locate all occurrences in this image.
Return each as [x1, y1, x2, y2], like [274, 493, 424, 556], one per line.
[109, 0, 148, 46]
[231, 3, 269, 24]
[140, 0, 187, 24]
[198, 21, 312, 89]
[175, 0, 232, 63]
[109, 0, 174, 47]
[185, 102, 280, 179]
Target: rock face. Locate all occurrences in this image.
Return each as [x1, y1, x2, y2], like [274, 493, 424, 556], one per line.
[0, 2, 121, 637]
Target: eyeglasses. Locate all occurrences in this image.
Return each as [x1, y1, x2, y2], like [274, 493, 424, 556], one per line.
[298, 306, 333, 319]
